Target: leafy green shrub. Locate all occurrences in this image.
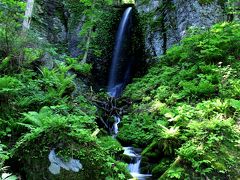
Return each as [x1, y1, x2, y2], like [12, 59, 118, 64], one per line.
[0, 0, 50, 73]
[0, 0, 25, 56]
[0, 143, 9, 167]
[13, 65, 75, 113]
[23, 47, 43, 64]
[13, 107, 130, 179]
[0, 30, 46, 73]
[178, 116, 240, 178]
[98, 136, 123, 156]
[0, 76, 23, 96]
[157, 125, 181, 156]
[119, 22, 240, 179]
[117, 113, 157, 146]
[165, 22, 240, 65]
[0, 76, 24, 118]
[66, 57, 92, 76]
[165, 166, 185, 179]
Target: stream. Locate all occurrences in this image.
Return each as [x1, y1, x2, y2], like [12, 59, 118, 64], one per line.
[123, 147, 152, 180]
[108, 6, 152, 180]
[112, 117, 152, 180]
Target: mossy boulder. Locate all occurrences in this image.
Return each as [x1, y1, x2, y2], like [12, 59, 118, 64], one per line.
[119, 154, 132, 164]
[12, 109, 131, 180]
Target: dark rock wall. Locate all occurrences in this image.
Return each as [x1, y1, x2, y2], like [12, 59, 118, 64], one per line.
[32, 0, 68, 44]
[31, 2, 146, 89]
[32, 0, 84, 56]
[89, 7, 146, 89]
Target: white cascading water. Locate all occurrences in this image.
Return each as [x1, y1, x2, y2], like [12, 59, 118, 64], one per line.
[123, 147, 152, 180]
[112, 115, 121, 138]
[108, 7, 133, 98]
[129, 157, 141, 174]
[109, 7, 152, 180]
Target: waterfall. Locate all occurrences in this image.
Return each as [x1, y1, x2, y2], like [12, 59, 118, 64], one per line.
[112, 115, 121, 137]
[108, 7, 133, 98]
[123, 147, 152, 180]
[129, 157, 141, 173]
[108, 7, 152, 179]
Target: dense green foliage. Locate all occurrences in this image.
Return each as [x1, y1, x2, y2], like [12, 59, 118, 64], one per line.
[12, 107, 129, 179]
[119, 22, 240, 179]
[0, 1, 131, 179]
[0, 51, 130, 179]
[1, 0, 240, 179]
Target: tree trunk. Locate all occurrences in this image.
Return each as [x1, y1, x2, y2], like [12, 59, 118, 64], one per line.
[159, 156, 182, 180]
[22, 0, 35, 32]
[81, 0, 95, 63]
[81, 30, 92, 63]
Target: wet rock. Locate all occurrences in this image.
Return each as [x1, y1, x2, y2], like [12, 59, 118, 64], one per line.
[120, 154, 132, 164]
[39, 53, 54, 69]
[67, 21, 84, 58]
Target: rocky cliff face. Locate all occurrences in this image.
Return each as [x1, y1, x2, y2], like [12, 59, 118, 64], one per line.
[32, 0, 68, 43]
[32, 0, 230, 58]
[32, 0, 84, 57]
[30, 0, 234, 88]
[137, 0, 226, 56]
[31, 1, 145, 88]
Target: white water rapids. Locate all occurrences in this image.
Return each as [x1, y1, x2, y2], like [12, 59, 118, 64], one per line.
[112, 118, 152, 179]
[123, 147, 152, 180]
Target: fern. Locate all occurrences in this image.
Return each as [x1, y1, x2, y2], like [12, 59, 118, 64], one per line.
[0, 76, 23, 95]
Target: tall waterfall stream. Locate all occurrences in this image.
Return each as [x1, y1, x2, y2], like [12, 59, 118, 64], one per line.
[109, 7, 152, 180]
[108, 7, 133, 98]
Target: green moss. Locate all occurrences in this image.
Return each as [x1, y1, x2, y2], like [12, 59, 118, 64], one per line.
[98, 136, 123, 155]
[119, 154, 132, 164]
[117, 113, 156, 146]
